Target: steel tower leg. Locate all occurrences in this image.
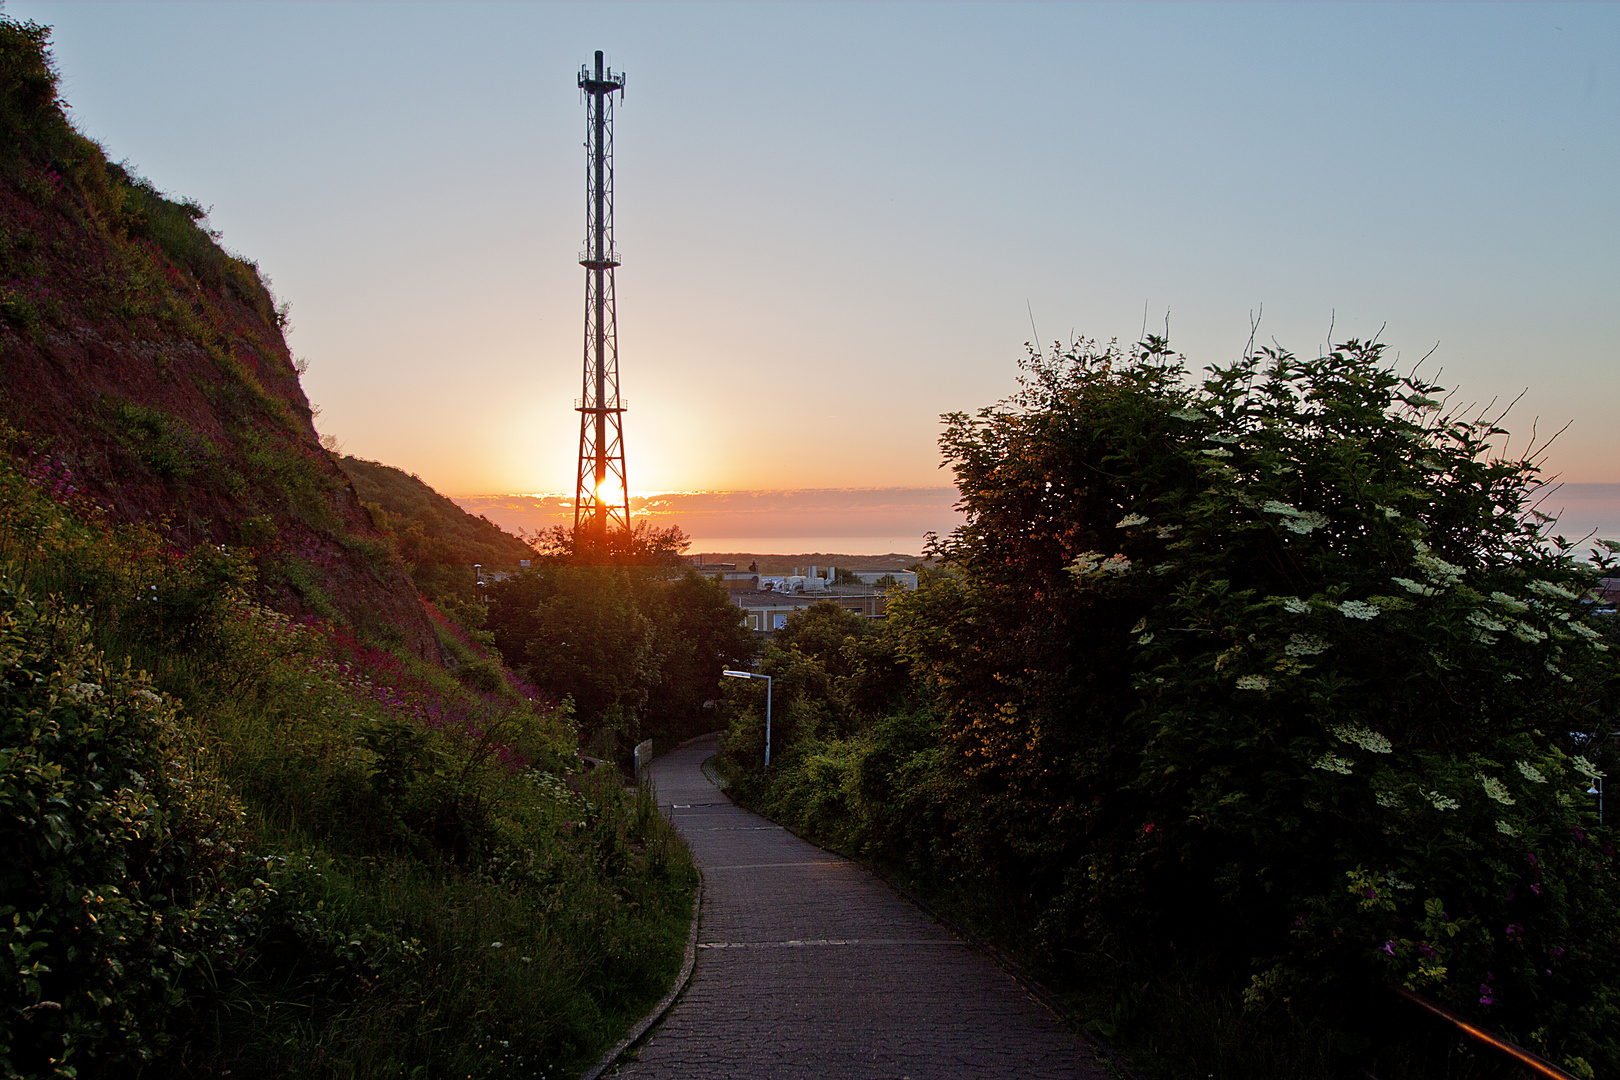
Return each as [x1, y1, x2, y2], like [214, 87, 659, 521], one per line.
[573, 50, 629, 556]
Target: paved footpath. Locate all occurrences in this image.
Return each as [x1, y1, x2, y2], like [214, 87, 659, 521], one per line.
[612, 733, 1110, 1079]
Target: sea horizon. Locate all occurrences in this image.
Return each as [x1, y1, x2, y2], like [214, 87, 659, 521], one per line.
[451, 483, 1620, 560]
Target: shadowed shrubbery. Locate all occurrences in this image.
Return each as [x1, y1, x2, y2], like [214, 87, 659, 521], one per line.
[724, 337, 1620, 1079]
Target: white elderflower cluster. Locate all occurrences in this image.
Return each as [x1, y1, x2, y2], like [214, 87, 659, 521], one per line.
[65, 682, 102, 703]
[1378, 505, 1402, 519]
[1467, 610, 1508, 633]
[1201, 447, 1234, 458]
[1116, 513, 1149, 528]
[1208, 433, 1239, 444]
[1478, 774, 1515, 805]
[1425, 790, 1460, 812]
[1376, 789, 1403, 809]
[1490, 591, 1529, 613]
[1280, 597, 1312, 615]
[1573, 756, 1606, 782]
[1235, 674, 1271, 691]
[1511, 622, 1548, 644]
[1066, 551, 1105, 577]
[1332, 724, 1392, 754]
[1260, 501, 1329, 534]
[1497, 820, 1519, 837]
[1516, 761, 1548, 784]
[1156, 525, 1181, 538]
[1170, 408, 1209, 421]
[133, 688, 164, 705]
[1338, 601, 1381, 620]
[1100, 554, 1133, 575]
[1412, 551, 1465, 587]
[1568, 621, 1602, 641]
[1392, 577, 1440, 597]
[1527, 579, 1579, 601]
[1285, 634, 1329, 657]
[1313, 754, 1354, 775]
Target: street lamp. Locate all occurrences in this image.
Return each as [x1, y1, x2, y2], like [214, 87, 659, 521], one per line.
[722, 670, 773, 768]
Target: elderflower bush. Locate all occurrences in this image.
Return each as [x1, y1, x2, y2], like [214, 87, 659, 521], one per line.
[927, 336, 1620, 1073]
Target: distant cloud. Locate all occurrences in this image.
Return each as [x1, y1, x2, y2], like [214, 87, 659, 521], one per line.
[453, 487, 964, 547]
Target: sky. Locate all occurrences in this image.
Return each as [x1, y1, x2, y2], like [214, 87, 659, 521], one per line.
[11, 2, 1620, 525]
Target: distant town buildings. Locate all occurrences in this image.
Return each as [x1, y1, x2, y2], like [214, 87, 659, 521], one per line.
[684, 561, 919, 632]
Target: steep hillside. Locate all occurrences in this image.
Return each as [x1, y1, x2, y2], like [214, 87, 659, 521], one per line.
[341, 454, 534, 571]
[0, 19, 433, 657]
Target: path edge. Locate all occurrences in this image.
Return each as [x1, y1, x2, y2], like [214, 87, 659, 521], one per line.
[577, 737, 711, 1080]
[740, 782, 1150, 1080]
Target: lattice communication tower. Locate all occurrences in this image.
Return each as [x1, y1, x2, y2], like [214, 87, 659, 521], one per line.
[573, 50, 630, 550]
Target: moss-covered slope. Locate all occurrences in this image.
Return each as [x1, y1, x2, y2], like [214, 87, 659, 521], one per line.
[0, 18, 433, 657]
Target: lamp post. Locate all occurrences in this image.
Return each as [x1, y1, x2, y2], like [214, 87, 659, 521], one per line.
[722, 670, 772, 768]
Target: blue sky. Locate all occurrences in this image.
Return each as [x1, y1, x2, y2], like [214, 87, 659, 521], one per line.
[12, 1, 1619, 501]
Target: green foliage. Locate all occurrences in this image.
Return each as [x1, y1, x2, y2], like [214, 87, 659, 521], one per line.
[0, 578, 265, 1077]
[487, 566, 752, 755]
[724, 336, 1620, 1077]
[1, 435, 697, 1078]
[338, 456, 532, 602]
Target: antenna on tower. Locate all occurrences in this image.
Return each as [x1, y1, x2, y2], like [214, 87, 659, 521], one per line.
[573, 50, 630, 556]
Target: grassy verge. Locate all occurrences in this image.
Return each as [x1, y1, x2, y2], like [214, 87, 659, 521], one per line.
[1, 437, 695, 1078]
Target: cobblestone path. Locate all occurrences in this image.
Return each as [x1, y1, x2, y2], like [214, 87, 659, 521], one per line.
[612, 733, 1110, 1079]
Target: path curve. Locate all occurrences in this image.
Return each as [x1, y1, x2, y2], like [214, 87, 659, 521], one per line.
[613, 733, 1109, 1079]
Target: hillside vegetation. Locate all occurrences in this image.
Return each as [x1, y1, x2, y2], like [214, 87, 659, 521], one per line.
[722, 338, 1620, 1079]
[1, 19, 694, 1078]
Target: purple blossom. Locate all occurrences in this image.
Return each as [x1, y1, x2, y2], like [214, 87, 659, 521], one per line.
[1381, 941, 1396, 956]
[1417, 943, 1436, 958]
[1505, 923, 1525, 937]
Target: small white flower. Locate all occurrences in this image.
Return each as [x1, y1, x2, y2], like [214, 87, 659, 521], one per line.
[1285, 634, 1329, 657]
[1384, 871, 1415, 891]
[1236, 674, 1271, 691]
[1516, 761, 1547, 784]
[1333, 724, 1392, 754]
[1425, 790, 1460, 812]
[133, 689, 163, 705]
[1568, 621, 1601, 641]
[1479, 774, 1515, 806]
[1527, 580, 1579, 601]
[1490, 591, 1529, 613]
[1376, 790, 1403, 809]
[1503, 672, 1522, 682]
[1467, 610, 1508, 633]
[1313, 754, 1355, 775]
[66, 682, 102, 703]
[1496, 820, 1519, 837]
[1378, 505, 1402, 519]
[1572, 756, 1606, 782]
[1100, 554, 1133, 575]
[1338, 601, 1381, 620]
[1280, 597, 1312, 615]
[1201, 447, 1233, 458]
[1116, 513, 1150, 528]
[1170, 408, 1209, 421]
[1392, 577, 1439, 596]
[1261, 500, 1298, 516]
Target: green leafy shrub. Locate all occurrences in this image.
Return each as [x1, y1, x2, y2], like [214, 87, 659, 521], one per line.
[0, 577, 270, 1077]
[727, 336, 1620, 1077]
